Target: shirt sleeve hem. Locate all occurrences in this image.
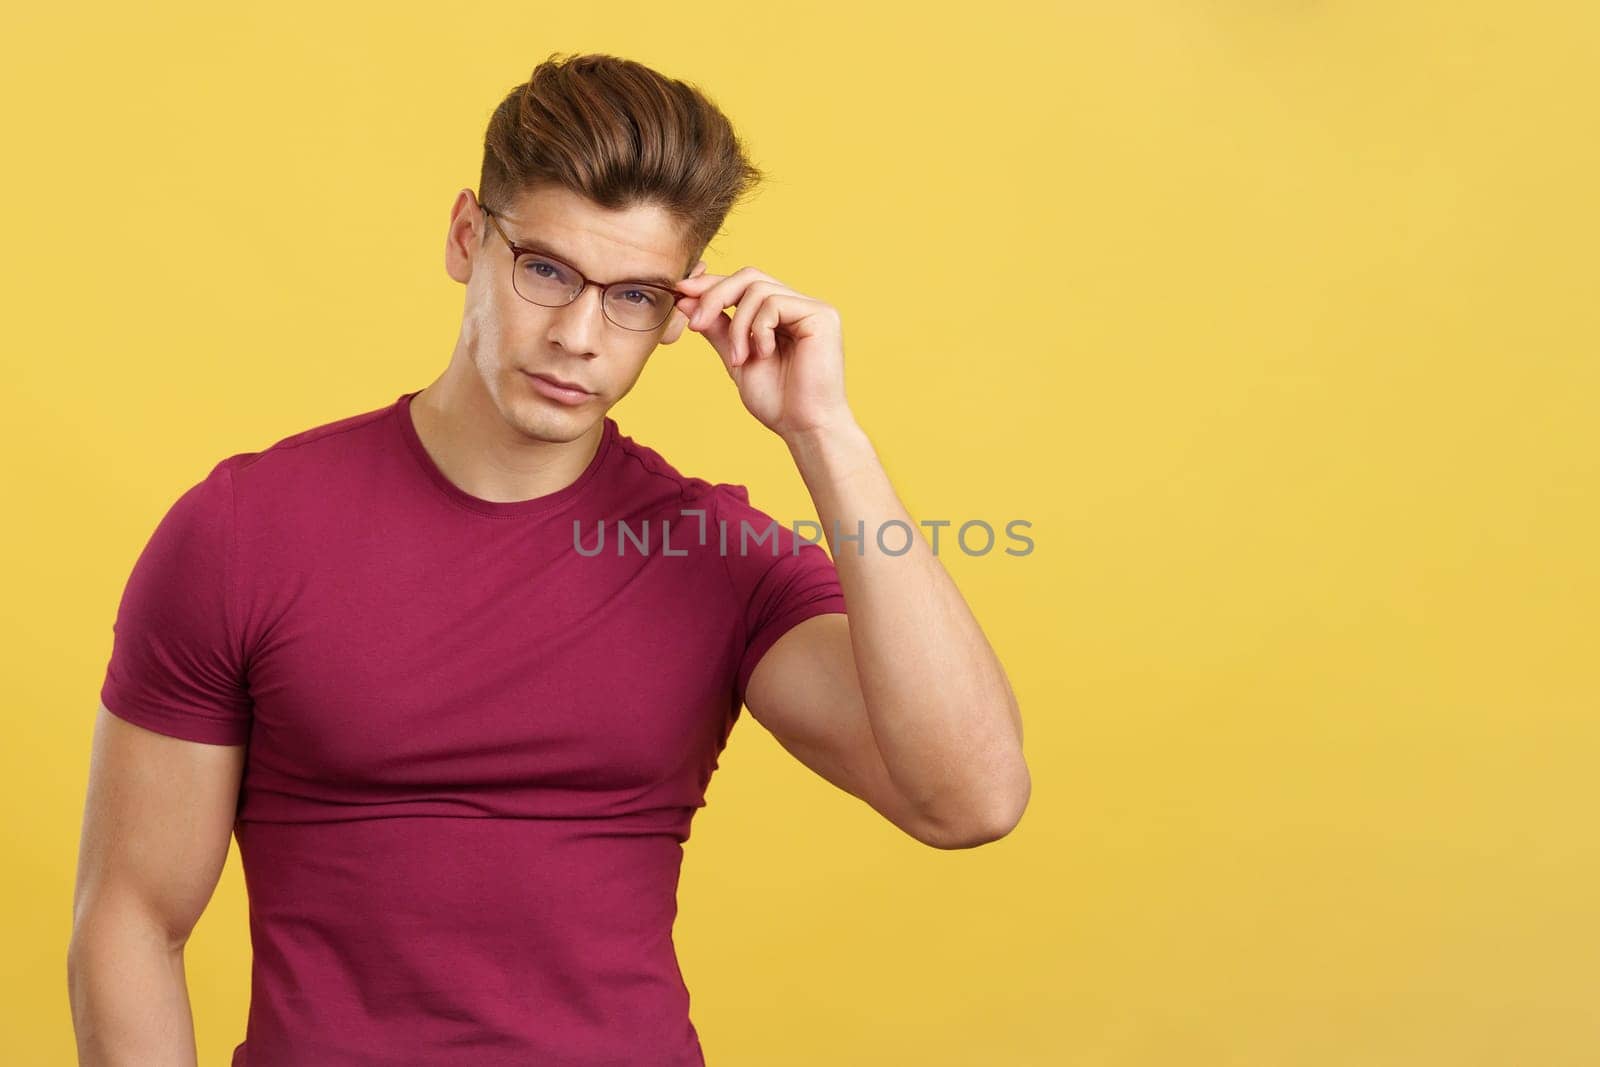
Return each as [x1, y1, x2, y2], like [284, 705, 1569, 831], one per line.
[100, 678, 251, 747]
[734, 594, 849, 710]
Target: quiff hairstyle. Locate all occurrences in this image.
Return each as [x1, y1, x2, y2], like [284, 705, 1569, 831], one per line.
[478, 52, 764, 277]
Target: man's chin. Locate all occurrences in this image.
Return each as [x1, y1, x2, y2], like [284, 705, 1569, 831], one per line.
[501, 394, 602, 443]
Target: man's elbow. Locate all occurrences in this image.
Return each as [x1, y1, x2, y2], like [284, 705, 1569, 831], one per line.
[914, 768, 1031, 851]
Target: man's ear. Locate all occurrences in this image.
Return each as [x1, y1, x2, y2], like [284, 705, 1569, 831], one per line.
[660, 260, 710, 345]
[444, 188, 483, 286]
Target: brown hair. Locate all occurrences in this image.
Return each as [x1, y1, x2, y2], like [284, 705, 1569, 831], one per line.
[479, 52, 764, 275]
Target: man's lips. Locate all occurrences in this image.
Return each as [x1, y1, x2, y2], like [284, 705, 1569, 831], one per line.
[522, 370, 592, 395]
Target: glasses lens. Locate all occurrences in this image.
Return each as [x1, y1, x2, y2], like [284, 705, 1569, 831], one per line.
[508, 255, 579, 307]
[513, 254, 582, 306]
[603, 284, 675, 331]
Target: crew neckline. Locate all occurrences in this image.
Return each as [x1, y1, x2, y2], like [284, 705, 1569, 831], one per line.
[394, 389, 617, 518]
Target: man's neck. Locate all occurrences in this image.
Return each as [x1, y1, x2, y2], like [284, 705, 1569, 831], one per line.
[408, 376, 603, 505]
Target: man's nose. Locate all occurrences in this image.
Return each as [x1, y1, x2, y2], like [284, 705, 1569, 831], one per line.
[548, 283, 608, 354]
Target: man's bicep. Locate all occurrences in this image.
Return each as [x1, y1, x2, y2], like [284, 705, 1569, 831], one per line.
[73, 702, 245, 949]
[744, 613, 938, 845]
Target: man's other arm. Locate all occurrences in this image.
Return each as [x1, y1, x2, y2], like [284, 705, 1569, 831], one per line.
[68, 702, 245, 1066]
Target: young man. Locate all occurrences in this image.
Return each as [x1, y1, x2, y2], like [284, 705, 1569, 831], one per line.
[70, 53, 1028, 1066]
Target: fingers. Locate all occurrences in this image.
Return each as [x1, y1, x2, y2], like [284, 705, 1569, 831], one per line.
[677, 267, 786, 334]
[727, 281, 781, 366]
[676, 267, 800, 371]
[752, 300, 782, 361]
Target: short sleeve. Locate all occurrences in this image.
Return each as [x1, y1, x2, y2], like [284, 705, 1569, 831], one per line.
[99, 460, 253, 746]
[714, 483, 849, 707]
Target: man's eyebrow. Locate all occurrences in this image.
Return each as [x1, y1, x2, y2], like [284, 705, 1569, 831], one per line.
[510, 233, 682, 290]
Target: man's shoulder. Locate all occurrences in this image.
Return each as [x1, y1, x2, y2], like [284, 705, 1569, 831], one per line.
[606, 424, 798, 531]
[608, 422, 722, 508]
[186, 394, 401, 517]
[200, 394, 392, 481]
[242, 396, 397, 467]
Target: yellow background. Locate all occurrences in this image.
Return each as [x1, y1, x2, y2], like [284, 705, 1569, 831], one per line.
[6, 2, 1597, 1063]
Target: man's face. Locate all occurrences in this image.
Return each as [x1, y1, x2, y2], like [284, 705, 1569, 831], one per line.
[445, 183, 705, 443]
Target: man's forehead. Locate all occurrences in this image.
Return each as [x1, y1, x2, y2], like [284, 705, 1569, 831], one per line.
[499, 191, 688, 286]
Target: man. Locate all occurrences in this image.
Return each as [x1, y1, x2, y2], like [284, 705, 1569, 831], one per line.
[69, 52, 1028, 1066]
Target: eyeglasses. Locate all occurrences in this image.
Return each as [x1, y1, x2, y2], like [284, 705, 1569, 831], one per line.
[480, 203, 688, 332]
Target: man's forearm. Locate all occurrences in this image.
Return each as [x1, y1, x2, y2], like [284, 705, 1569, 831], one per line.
[68, 916, 200, 1067]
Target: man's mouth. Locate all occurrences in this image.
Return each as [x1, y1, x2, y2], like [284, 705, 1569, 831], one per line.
[521, 370, 593, 405]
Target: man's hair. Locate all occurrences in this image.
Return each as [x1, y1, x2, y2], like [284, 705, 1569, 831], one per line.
[478, 52, 764, 276]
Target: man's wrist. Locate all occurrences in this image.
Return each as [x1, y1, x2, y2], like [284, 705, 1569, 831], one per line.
[783, 412, 876, 484]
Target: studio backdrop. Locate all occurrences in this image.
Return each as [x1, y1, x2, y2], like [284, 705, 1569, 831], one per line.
[6, 2, 1598, 1065]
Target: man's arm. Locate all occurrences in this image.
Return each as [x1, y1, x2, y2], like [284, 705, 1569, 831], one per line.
[744, 612, 955, 846]
[68, 703, 245, 1066]
[744, 416, 1030, 850]
[668, 266, 1028, 848]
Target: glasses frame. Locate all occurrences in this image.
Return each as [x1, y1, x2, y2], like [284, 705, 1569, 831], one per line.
[480, 203, 689, 332]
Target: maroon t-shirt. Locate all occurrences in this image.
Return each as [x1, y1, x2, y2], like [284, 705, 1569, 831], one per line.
[99, 389, 848, 1066]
